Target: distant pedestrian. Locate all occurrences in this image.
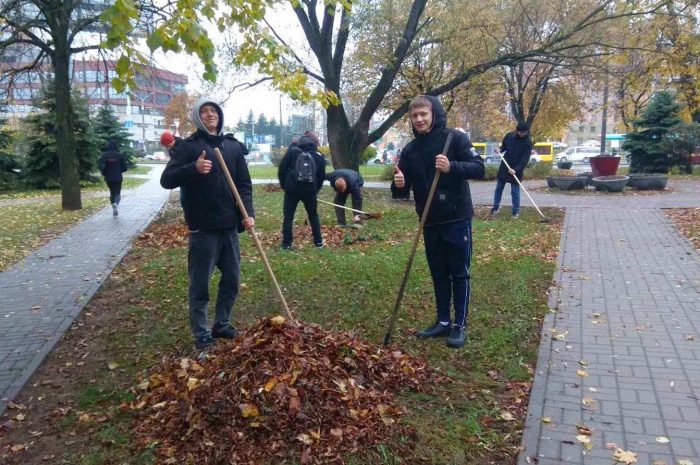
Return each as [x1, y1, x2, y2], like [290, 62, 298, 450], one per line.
[98, 140, 128, 216]
[326, 168, 364, 227]
[490, 122, 532, 219]
[278, 131, 327, 249]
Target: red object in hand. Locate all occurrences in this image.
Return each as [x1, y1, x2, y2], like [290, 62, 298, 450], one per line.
[160, 131, 175, 146]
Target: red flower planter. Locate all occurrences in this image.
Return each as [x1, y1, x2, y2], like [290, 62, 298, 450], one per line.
[589, 155, 620, 177]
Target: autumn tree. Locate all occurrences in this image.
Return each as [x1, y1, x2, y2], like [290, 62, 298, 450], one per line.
[104, 0, 679, 171]
[163, 92, 199, 136]
[1, 0, 107, 209]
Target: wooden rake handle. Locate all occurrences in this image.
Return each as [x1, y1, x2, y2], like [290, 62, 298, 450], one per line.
[212, 148, 295, 323]
[383, 133, 453, 346]
[500, 155, 547, 219]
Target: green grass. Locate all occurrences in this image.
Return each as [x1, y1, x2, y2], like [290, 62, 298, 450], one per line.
[0, 176, 146, 201]
[0, 197, 108, 270]
[46, 187, 562, 464]
[127, 165, 154, 175]
[247, 163, 395, 181]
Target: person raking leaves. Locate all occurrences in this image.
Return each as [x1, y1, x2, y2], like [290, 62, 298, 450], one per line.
[390, 95, 484, 348]
[160, 97, 254, 350]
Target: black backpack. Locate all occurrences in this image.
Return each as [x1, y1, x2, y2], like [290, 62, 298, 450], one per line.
[294, 151, 316, 185]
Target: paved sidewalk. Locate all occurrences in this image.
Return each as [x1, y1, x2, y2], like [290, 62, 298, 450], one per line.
[0, 165, 169, 415]
[518, 205, 700, 464]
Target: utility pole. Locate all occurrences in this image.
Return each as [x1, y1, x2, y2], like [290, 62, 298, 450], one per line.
[600, 73, 609, 155]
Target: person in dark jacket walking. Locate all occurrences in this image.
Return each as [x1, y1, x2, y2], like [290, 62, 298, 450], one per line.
[98, 140, 128, 216]
[277, 131, 327, 249]
[160, 97, 255, 350]
[490, 122, 533, 218]
[326, 168, 364, 227]
[391, 95, 485, 348]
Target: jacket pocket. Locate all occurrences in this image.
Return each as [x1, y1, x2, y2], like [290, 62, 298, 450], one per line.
[431, 189, 458, 220]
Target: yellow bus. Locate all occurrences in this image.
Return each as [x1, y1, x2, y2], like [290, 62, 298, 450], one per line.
[531, 142, 554, 163]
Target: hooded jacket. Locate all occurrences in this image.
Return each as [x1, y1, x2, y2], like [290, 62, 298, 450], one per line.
[497, 130, 533, 183]
[278, 135, 327, 193]
[391, 95, 484, 224]
[327, 169, 364, 195]
[98, 140, 127, 183]
[160, 97, 254, 232]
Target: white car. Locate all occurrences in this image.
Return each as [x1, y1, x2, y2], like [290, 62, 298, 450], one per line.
[555, 146, 601, 163]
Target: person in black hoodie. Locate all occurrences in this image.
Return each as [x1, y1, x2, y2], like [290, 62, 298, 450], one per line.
[277, 131, 327, 249]
[326, 168, 364, 227]
[391, 95, 484, 348]
[490, 122, 533, 218]
[160, 97, 255, 350]
[98, 140, 128, 216]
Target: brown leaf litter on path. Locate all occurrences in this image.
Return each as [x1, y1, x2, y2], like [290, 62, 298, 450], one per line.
[129, 317, 437, 464]
[664, 208, 700, 251]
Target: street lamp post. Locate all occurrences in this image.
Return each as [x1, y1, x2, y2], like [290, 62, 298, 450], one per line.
[127, 91, 153, 154]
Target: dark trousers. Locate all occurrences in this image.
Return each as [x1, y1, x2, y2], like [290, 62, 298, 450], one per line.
[282, 191, 323, 246]
[333, 190, 363, 225]
[423, 219, 472, 327]
[187, 229, 240, 339]
[106, 181, 122, 205]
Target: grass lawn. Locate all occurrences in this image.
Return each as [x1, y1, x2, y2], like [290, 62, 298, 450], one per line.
[0, 187, 564, 464]
[248, 163, 389, 181]
[0, 197, 108, 271]
[0, 175, 146, 201]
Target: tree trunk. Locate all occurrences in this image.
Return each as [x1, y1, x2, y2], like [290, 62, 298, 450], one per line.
[52, 39, 81, 210]
[326, 103, 361, 170]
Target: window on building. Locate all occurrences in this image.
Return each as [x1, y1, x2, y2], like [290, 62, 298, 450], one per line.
[172, 83, 186, 94]
[85, 70, 98, 82]
[577, 138, 583, 145]
[590, 125, 596, 133]
[155, 79, 169, 90]
[578, 125, 584, 132]
[155, 93, 170, 105]
[13, 88, 34, 100]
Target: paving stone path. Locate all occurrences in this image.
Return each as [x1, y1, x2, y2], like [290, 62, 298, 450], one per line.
[1, 170, 699, 465]
[0, 165, 169, 415]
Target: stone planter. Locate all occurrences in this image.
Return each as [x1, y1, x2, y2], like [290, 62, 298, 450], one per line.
[592, 175, 629, 193]
[551, 176, 585, 190]
[546, 175, 555, 188]
[578, 172, 594, 186]
[628, 174, 669, 190]
[557, 161, 573, 170]
[589, 155, 621, 177]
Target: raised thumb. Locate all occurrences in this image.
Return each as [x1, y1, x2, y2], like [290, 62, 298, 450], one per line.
[198, 151, 207, 160]
[394, 166, 402, 174]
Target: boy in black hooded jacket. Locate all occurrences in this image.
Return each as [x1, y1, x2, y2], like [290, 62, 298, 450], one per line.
[98, 140, 128, 216]
[161, 97, 254, 350]
[391, 95, 484, 348]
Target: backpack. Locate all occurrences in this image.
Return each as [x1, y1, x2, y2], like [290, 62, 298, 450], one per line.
[294, 151, 316, 185]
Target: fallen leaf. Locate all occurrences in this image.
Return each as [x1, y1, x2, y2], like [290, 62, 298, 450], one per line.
[542, 417, 552, 423]
[678, 460, 694, 465]
[500, 411, 515, 421]
[13, 413, 25, 422]
[10, 444, 27, 452]
[270, 316, 285, 326]
[107, 362, 119, 370]
[577, 369, 589, 377]
[187, 377, 200, 391]
[576, 424, 593, 435]
[684, 335, 695, 341]
[655, 436, 670, 443]
[613, 448, 637, 464]
[239, 403, 259, 418]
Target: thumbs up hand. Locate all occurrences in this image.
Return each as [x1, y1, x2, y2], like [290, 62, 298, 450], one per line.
[393, 166, 405, 189]
[196, 150, 212, 174]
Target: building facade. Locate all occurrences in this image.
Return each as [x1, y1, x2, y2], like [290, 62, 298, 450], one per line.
[1, 57, 187, 155]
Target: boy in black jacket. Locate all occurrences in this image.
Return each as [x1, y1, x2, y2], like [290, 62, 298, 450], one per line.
[277, 131, 327, 249]
[98, 140, 128, 216]
[326, 168, 364, 226]
[391, 95, 484, 348]
[160, 97, 254, 350]
[490, 122, 533, 218]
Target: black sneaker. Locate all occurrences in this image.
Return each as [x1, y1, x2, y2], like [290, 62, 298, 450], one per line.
[281, 244, 294, 250]
[315, 241, 325, 248]
[490, 207, 500, 216]
[512, 212, 520, 219]
[446, 325, 467, 348]
[194, 335, 215, 350]
[416, 322, 451, 339]
[212, 324, 239, 339]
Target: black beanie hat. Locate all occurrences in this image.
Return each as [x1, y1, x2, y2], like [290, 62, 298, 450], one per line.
[516, 121, 530, 132]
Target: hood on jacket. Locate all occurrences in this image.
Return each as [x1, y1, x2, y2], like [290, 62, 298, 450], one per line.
[411, 94, 447, 138]
[297, 135, 318, 152]
[106, 140, 119, 151]
[192, 97, 224, 135]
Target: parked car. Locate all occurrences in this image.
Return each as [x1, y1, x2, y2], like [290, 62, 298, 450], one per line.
[555, 146, 601, 163]
[145, 151, 167, 161]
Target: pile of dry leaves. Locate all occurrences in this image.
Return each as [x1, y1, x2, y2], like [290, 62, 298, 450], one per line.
[259, 225, 358, 248]
[134, 222, 189, 249]
[129, 317, 436, 464]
